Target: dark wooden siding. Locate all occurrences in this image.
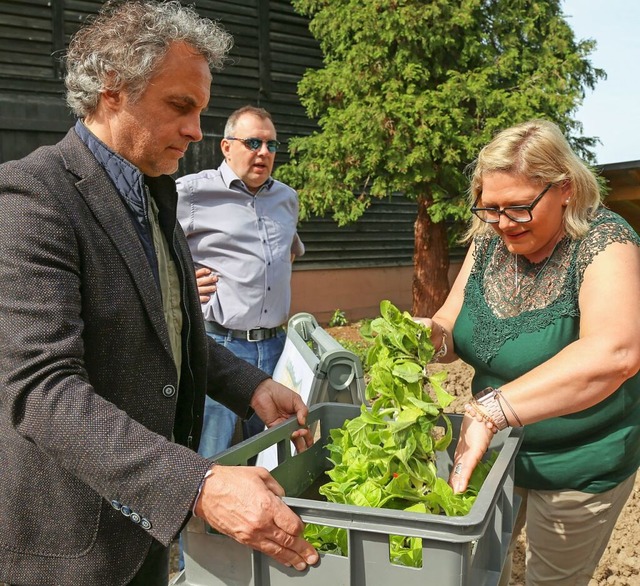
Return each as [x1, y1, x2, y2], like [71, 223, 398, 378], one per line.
[0, 0, 417, 269]
[297, 196, 416, 270]
[0, 0, 101, 160]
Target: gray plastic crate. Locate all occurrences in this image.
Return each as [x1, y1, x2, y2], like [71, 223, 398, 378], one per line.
[175, 403, 523, 586]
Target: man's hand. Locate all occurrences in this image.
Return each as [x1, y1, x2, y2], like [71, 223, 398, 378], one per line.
[250, 379, 313, 453]
[195, 465, 319, 570]
[195, 267, 218, 303]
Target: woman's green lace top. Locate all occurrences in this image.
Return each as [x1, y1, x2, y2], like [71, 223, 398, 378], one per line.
[455, 208, 640, 492]
[465, 208, 640, 364]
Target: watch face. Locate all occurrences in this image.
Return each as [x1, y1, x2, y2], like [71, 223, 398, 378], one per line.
[476, 387, 494, 400]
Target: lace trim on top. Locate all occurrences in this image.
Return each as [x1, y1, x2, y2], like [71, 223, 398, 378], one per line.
[466, 208, 639, 363]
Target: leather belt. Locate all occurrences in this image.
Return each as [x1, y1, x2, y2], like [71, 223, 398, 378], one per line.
[204, 320, 283, 342]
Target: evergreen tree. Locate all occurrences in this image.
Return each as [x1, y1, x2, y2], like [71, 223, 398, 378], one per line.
[278, 0, 604, 315]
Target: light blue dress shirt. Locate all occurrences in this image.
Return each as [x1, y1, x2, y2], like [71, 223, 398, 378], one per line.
[176, 161, 304, 330]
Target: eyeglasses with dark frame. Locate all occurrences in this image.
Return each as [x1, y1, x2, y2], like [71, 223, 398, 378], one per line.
[225, 137, 280, 153]
[471, 183, 554, 224]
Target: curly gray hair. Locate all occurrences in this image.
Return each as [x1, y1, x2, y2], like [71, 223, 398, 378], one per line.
[65, 0, 233, 118]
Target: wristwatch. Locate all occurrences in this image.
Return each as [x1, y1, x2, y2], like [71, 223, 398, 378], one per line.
[473, 387, 509, 431]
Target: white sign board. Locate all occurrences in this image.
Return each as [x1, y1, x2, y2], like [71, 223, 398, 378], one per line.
[255, 337, 316, 470]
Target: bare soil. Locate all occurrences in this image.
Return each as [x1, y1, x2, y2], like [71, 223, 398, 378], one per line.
[327, 324, 640, 586]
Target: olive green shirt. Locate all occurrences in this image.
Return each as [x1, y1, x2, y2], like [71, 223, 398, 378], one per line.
[148, 195, 183, 384]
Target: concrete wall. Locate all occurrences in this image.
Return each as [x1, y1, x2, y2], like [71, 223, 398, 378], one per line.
[291, 262, 464, 325]
[291, 266, 413, 325]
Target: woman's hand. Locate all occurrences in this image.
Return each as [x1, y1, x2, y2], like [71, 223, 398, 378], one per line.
[413, 316, 449, 360]
[411, 317, 433, 328]
[448, 413, 494, 493]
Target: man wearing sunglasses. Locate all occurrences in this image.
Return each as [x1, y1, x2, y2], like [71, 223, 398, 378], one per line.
[177, 105, 304, 460]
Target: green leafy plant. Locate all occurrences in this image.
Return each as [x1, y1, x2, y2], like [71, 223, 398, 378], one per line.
[304, 300, 495, 566]
[328, 308, 348, 327]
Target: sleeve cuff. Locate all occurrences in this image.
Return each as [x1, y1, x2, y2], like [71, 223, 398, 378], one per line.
[192, 465, 216, 515]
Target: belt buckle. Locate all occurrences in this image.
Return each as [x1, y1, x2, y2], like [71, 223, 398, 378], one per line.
[246, 328, 261, 342]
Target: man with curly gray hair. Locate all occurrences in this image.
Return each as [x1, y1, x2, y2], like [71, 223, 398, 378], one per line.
[0, 2, 318, 585]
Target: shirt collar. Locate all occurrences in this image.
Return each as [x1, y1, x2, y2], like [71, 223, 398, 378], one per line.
[73, 119, 147, 218]
[219, 160, 274, 195]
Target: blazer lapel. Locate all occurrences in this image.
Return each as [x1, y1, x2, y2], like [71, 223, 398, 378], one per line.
[58, 130, 174, 358]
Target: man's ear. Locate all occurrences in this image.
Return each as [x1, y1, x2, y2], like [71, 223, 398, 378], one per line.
[101, 89, 123, 112]
[220, 137, 231, 158]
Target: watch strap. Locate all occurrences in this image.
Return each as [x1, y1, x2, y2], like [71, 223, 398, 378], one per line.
[471, 387, 509, 431]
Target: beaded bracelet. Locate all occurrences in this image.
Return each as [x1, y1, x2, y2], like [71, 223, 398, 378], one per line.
[467, 398, 499, 433]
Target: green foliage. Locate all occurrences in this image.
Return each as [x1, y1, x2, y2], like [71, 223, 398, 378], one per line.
[304, 300, 496, 566]
[279, 0, 605, 227]
[328, 308, 348, 327]
[329, 319, 374, 370]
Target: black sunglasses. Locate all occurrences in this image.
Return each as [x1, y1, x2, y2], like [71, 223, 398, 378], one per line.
[225, 137, 280, 153]
[471, 183, 554, 224]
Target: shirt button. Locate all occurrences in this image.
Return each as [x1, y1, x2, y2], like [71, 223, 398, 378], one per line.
[162, 384, 176, 398]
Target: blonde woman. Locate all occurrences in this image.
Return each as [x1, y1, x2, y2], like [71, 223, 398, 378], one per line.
[418, 119, 640, 585]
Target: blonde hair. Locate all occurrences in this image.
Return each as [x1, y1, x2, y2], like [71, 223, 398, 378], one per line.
[464, 119, 602, 242]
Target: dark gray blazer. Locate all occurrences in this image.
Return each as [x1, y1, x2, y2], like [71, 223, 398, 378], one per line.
[0, 129, 269, 585]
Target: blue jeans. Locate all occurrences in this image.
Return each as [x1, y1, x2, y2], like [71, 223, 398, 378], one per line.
[197, 329, 286, 459]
